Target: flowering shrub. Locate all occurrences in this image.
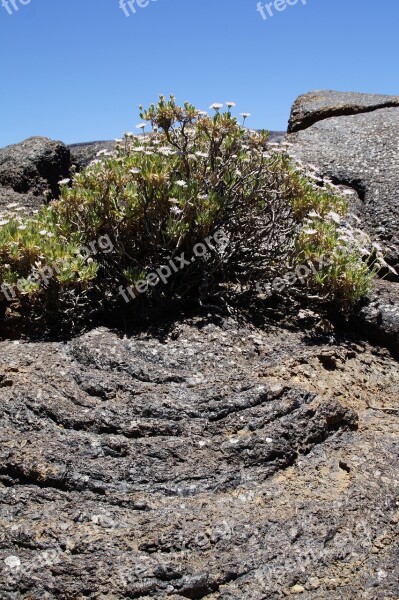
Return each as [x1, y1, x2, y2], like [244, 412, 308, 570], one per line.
[0, 95, 385, 330]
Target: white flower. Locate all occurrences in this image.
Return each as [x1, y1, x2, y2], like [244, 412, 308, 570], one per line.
[303, 228, 318, 235]
[195, 151, 208, 158]
[175, 180, 187, 188]
[87, 257, 94, 264]
[210, 103, 223, 110]
[372, 242, 382, 251]
[46, 232, 55, 238]
[198, 111, 208, 117]
[114, 138, 123, 143]
[6, 203, 19, 209]
[240, 113, 251, 118]
[226, 101, 236, 108]
[17, 225, 27, 230]
[169, 198, 179, 204]
[130, 168, 141, 175]
[338, 234, 353, 242]
[327, 211, 341, 224]
[0, 219, 9, 226]
[58, 178, 71, 186]
[170, 205, 182, 215]
[39, 229, 48, 236]
[124, 132, 134, 137]
[198, 194, 208, 200]
[308, 210, 320, 219]
[158, 146, 172, 153]
[136, 123, 147, 130]
[132, 146, 145, 153]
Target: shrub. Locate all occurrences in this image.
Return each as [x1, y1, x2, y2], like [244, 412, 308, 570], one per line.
[0, 95, 385, 330]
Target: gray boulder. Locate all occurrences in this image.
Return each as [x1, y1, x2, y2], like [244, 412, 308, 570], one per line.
[287, 91, 399, 271]
[288, 89, 399, 133]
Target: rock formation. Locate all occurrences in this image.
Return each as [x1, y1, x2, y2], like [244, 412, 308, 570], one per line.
[0, 137, 71, 211]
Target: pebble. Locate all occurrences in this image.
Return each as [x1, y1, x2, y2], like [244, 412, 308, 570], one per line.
[290, 584, 305, 594]
[4, 556, 21, 571]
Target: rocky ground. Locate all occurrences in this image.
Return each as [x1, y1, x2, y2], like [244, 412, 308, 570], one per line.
[0, 313, 398, 599]
[0, 92, 398, 599]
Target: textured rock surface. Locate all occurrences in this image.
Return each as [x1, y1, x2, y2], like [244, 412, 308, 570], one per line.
[288, 90, 399, 133]
[0, 316, 398, 598]
[288, 95, 399, 271]
[352, 279, 399, 355]
[0, 137, 71, 209]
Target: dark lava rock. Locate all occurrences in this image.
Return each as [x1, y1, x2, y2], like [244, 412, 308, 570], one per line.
[0, 316, 398, 598]
[0, 137, 71, 206]
[288, 89, 399, 133]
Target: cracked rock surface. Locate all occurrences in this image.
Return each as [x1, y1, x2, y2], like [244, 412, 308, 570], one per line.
[0, 315, 398, 598]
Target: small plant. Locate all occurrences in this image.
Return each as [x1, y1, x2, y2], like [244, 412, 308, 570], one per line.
[0, 96, 384, 331]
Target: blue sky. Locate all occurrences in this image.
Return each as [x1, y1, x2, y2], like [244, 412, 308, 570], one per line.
[0, 0, 398, 147]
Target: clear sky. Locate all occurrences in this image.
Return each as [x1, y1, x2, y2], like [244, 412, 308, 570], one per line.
[0, 0, 397, 147]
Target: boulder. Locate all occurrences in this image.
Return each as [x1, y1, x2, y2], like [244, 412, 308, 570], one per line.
[287, 91, 399, 271]
[0, 136, 71, 209]
[288, 89, 399, 133]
